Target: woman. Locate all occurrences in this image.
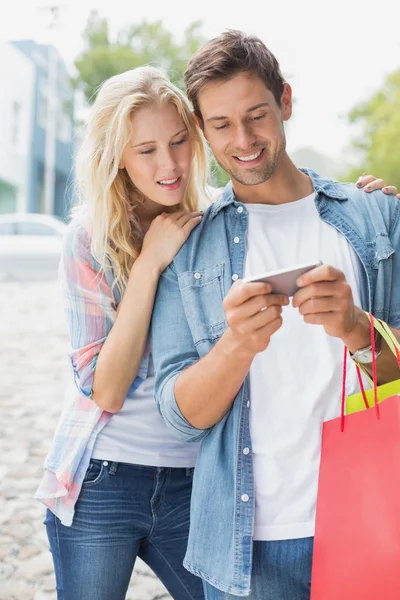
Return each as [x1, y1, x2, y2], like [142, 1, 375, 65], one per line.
[35, 64, 395, 600]
[35, 66, 208, 600]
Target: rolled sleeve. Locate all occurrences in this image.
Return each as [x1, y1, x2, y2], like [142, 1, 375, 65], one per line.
[156, 371, 210, 443]
[61, 221, 117, 399]
[152, 263, 211, 444]
[69, 340, 104, 398]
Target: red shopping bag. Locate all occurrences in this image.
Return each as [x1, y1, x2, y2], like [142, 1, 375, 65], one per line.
[311, 316, 400, 600]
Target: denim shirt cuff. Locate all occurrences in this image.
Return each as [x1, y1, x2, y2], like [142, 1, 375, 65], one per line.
[157, 373, 210, 444]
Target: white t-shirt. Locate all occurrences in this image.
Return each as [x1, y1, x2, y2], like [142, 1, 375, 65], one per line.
[244, 193, 368, 541]
[92, 355, 199, 468]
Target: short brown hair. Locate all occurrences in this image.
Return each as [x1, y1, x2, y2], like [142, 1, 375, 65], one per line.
[184, 30, 286, 119]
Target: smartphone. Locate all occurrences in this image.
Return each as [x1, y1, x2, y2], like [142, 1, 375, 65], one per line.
[242, 261, 322, 297]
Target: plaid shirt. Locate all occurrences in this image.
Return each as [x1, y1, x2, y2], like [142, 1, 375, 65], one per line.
[35, 220, 150, 526]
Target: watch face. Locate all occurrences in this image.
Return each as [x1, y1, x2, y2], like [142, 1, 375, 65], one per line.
[356, 352, 373, 364]
[352, 345, 373, 364]
[353, 343, 383, 364]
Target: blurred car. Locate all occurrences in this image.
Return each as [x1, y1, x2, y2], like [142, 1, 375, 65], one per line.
[0, 213, 67, 281]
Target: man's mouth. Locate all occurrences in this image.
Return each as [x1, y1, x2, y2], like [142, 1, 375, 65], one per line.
[233, 148, 265, 166]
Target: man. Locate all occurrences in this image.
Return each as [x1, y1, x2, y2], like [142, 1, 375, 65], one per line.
[151, 30, 400, 599]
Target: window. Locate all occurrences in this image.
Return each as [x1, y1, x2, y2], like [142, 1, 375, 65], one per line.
[12, 102, 21, 146]
[38, 83, 48, 130]
[0, 180, 18, 214]
[57, 108, 72, 144]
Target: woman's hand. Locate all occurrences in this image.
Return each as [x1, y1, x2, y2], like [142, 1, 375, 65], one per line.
[141, 211, 203, 274]
[357, 174, 399, 199]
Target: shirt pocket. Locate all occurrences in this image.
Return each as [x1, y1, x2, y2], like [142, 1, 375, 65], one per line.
[373, 233, 395, 269]
[178, 263, 227, 351]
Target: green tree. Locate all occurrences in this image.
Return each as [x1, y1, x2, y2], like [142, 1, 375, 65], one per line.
[209, 157, 230, 188]
[74, 12, 205, 103]
[343, 69, 400, 188]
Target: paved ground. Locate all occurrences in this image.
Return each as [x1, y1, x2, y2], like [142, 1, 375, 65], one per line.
[0, 281, 171, 599]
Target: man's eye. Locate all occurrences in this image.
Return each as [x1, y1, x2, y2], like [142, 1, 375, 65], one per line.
[252, 114, 266, 121]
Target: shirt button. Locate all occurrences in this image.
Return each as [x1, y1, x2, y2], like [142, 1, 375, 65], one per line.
[243, 447, 250, 455]
[103, 461, 108, 466]
[233, 237, 240, 244]
[237, 206, 243, 213]
[247, 401, 250, 408]
[194, 273, 201, 280]
[232, 274, 239, 281]
[241, 494, 249, 502]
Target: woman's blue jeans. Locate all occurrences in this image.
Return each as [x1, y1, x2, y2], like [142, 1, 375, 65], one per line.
[45, 460, 204, 600]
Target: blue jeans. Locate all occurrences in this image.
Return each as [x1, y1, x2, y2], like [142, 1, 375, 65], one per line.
[45, 460, 204, 600]
[203, 538, 313, 600]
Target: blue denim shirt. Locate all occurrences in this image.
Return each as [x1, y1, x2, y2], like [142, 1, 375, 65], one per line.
[151, 169, 400, 595]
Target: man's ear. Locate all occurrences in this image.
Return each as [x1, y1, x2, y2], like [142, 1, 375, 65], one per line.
[281, 83, 293, 122]
[193, 110, 205, 133]
[193, 110, 209, 143]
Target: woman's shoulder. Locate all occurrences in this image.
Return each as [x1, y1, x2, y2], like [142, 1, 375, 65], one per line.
[62, 212, 93, 261]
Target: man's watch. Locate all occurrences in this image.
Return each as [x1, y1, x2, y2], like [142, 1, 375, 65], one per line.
[351, 332, 382, 364]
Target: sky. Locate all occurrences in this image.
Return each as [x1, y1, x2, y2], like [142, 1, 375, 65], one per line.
[1, 0, 399, 163]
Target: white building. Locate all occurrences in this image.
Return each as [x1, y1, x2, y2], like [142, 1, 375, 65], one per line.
[0, 42, 35, 213]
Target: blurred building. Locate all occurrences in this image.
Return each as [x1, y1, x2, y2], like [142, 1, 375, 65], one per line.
[0, 40, 74, 218]
[0, 42, 35, 214]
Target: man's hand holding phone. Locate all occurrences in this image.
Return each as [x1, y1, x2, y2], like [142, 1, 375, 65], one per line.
[223, 280, 289, 357]
[292, 264, 370, 351]
[224, 261, 371, 358]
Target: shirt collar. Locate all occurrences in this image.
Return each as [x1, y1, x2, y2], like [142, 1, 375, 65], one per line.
[209, 168, 348, 219]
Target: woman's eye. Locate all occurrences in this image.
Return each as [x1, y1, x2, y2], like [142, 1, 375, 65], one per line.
[215, 124, 228, 131]
[173, 137, 187, 146]
[140, 148, 155, 155]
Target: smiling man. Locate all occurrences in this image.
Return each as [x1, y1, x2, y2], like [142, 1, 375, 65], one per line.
[151, 31, 400, 600]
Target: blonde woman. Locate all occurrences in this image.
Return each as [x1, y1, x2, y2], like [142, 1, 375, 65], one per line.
[35, 66, 208, 600]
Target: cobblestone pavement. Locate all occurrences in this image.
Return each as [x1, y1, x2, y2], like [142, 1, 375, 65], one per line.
[0, 282, 171, 600]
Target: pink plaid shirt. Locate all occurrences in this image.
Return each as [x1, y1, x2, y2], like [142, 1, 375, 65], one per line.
[35, 220, 150, 526]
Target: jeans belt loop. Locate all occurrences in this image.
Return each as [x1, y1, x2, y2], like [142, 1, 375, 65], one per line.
[109, 461, 118, 476]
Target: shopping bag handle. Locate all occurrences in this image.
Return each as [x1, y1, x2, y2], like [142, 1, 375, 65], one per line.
[341, 314, 400, 432]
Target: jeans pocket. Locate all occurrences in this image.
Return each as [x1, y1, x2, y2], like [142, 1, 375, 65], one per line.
[82, 459, 106, 487]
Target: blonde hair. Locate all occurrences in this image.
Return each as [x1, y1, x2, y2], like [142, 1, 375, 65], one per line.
[74, 66, 209, 294]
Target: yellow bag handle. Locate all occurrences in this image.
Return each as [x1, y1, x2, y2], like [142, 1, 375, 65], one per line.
[372, 317, 400, 360]
[346, 314, 400, 416]
[354, 315, 400, 381]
